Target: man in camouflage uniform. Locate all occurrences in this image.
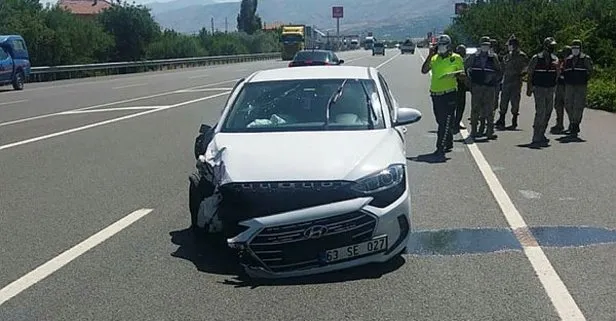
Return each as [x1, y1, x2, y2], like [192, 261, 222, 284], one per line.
[495, 34, 529, 130]
[550, 45, 572, 134]
[490, 38, 503, 114]
[526, 37, 560, 146]
[465, 36, 501, 140]
[563, 39, 593, 136]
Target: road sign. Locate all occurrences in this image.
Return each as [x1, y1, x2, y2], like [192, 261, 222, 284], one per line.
[454, 2, 468, 15]
[332, 6, 343, 19]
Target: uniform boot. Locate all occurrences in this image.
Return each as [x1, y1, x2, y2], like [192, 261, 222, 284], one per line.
[506, 115, 518, 130]
[570, 123, 580, 136]
[550, 124, 564, 134]
[494, 113, 506, 129]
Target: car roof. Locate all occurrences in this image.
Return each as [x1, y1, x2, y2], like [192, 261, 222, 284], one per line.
[247, 66, 374, 83]
[0, 35, 23, 43]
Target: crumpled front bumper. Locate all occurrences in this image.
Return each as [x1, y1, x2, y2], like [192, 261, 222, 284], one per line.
[227, 190, 411, 279]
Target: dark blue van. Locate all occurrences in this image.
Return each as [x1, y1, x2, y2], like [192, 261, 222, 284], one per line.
[0, 35, 31, 90]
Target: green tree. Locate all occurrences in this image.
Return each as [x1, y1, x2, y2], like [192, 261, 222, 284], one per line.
[97, 1, 161, 61]
[236, 0, 262, 35]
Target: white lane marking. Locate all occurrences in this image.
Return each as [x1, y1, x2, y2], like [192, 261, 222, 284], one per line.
[0, 92, 229, 151]
[344, 55, 370, 63]
[188, 74, 209, 79]
[375, 53, 401, 69]
[0, 208, 153, 306]
[175, 87, 233, 93]
[419, 50, 586, 320]
[59, 106, 164, 114]
[0, 99, 28, 106]
[112, 83, 147, 89]
[0, 79, 239, 128]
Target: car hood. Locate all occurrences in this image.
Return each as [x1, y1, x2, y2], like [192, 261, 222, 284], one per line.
[206, 129, 405, 183]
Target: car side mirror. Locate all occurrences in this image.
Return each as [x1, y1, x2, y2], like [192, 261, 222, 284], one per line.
[338, 59, 344, 64]
[199, 124, 212, 134]
[394, 108, 422, 126]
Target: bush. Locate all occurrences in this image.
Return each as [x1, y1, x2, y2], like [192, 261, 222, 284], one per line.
[588, 68, 616, 113]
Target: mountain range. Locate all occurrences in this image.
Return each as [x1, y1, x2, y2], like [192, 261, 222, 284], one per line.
[148, 0, 457, 39]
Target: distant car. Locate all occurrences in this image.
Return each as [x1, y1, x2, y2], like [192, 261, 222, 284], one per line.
[189, 65, 422, 279]
[0, 35, 31, 91]
[400, 40, 415, 54]
[288, 49, 344, 67]
[465, 47, 478, 57]
[372, 43, 385, 56]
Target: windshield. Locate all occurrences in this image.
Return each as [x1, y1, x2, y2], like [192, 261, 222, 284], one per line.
[281, 34, 304, 43]
[221, 79, 385, 133]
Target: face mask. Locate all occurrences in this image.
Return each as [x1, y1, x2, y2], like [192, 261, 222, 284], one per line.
[437, 45, 447, 54]
[480, 45, 490, 52]
[572, 48, 580, 56]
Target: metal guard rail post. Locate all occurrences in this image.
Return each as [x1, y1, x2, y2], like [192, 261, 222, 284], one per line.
[28, 52, 281, 83]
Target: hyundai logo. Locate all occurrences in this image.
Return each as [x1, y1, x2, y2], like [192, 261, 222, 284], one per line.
[303, 225, 328, 239]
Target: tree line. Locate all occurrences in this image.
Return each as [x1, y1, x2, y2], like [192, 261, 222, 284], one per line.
[445, 0, 616, 112]
[0, 0, 280, 67]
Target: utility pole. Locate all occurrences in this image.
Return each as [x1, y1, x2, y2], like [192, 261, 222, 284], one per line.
[225, 17, 228, 33]
[211, 17, 214, 34]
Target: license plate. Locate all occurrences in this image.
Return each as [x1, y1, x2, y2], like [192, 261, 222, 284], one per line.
[323, 235, 388, 263]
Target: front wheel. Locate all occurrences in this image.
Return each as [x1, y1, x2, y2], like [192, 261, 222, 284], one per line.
[12, 71, 24, 90]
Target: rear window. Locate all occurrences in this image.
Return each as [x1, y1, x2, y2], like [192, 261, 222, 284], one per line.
[374, 43, 384, 48]
[294, 51, 329, 61]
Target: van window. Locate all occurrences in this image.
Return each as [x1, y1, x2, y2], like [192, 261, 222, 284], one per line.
[11, 39, 26, 52]
[0, 47, 8, 60]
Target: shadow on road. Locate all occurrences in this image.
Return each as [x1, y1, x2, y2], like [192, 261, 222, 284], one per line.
[556, 135, 586, 143]
[170, 225, 616, 288]
[407, 153, 450, 163]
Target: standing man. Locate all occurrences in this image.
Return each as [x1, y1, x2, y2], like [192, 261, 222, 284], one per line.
[490, 38, 503, 115]
[550, 45, 572, 134]
[563, 39, 593, 136]
[465, 36, 501, 140]
[421, 34, 465, 156]
[495, 34, 529, 130]
[453, 44, 469, 133]
[526, 37, 560, 146]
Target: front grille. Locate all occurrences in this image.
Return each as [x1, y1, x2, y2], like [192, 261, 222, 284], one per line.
[248, 211, 377, 272]
[217, 181, 359, 227]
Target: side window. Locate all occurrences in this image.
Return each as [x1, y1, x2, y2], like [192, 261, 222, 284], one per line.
[0, 48, 8, 60]
[11, 40, 26, 51]
[378, 74, 396, 123]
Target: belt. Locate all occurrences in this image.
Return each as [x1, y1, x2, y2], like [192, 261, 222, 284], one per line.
[430, 88, 456, 96]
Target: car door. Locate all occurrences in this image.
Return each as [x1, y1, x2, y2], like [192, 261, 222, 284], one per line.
[378, 73, 407, 140]
[0, 47, 13, 82]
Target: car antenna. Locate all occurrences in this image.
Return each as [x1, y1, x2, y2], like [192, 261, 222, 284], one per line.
[325, 79, 348, 128]
[359, 79, 377, 128]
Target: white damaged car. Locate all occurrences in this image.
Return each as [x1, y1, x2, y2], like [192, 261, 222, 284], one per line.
[189, 65, 422, 279]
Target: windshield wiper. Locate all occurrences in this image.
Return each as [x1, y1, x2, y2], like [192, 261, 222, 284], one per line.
[324, 79, 348, 127]
[359, 80, 377, 129]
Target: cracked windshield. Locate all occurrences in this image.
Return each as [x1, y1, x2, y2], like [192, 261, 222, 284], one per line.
[1, 0, 615, 320]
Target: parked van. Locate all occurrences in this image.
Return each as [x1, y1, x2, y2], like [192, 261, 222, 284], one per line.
[0, 35, 31, 90]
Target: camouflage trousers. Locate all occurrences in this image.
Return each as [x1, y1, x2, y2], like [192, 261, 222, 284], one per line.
[499, 80, 523, 116]
[532, 86, 556, 143]
[565, 84, 588, 126]
[470, 84, 496, 136]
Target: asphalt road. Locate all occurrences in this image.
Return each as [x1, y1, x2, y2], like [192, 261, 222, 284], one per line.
[1, 48, 615, 320]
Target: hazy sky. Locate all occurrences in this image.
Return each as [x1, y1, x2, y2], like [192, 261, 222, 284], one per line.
[40, 0, 173, 4]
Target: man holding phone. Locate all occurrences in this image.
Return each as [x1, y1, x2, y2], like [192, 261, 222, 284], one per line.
[421, 34, 465, 157]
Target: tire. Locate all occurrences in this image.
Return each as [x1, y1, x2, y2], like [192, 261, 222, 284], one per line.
[12, 71, 24, 91]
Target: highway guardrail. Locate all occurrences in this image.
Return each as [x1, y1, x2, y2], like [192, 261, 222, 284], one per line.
[28, 52, 281, 83]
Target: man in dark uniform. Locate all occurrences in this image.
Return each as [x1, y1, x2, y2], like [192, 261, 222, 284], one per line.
[526, 37, 560, 146]
[496, 34, 529, 130]
[453, 44, 469, 133]
[550, 45, 572, 134]
[465, 36, 501, 140]
[421, 34, 465, 156]
[563, 39, 593, 136]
